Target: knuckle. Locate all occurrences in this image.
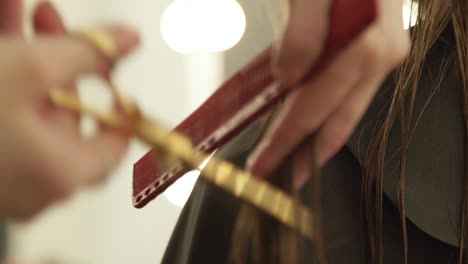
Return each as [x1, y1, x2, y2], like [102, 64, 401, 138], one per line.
[360, 31, 411, 72]
[280, 25, 325, 63]
[283, 30, 319, 55]
[388, 36, 411, 66]
[300, 117, 319, 135]
[359, 35, 386, 71]
[285, 114, 316, 140]
[286, 100, 321, 134]
[276, 21, 327, 84]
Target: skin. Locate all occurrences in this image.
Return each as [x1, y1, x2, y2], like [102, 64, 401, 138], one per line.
[247, 0, 410, 188]
[0, 0, 139, 221]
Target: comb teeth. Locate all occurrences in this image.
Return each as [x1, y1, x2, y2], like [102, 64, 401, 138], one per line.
[132, 48, 278, 207]
[133, 0, 378, 209]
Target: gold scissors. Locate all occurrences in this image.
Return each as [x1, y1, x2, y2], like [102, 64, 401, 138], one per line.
[49, 28, 315, 239]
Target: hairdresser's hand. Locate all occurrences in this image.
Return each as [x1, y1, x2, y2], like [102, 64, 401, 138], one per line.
[0, 1, 139, 220]
[248, 0, 410, 187]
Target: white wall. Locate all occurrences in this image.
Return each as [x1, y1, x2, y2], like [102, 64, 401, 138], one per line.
[7, 1, 223, 263]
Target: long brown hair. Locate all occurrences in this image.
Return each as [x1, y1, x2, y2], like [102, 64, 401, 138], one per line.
[231, 0, 468, 263]
[364, 0, 468, 263]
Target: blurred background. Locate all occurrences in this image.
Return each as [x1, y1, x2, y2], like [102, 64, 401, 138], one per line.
[1, 0, 415, 263]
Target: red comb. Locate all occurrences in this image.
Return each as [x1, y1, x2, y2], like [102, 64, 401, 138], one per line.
[133, 0, 377, 208]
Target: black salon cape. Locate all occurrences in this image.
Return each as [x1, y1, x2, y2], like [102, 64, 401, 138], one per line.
[161, 27, 464, 263]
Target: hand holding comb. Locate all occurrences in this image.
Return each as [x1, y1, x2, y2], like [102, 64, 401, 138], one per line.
[133, 0, 378, 208]
[50, 0, 377, 240]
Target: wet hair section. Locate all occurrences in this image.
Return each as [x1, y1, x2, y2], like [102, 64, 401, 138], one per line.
[364, 1, 468, 263]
